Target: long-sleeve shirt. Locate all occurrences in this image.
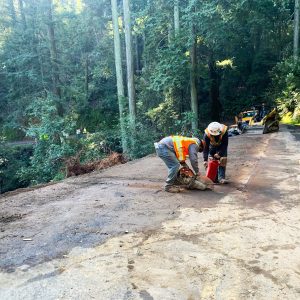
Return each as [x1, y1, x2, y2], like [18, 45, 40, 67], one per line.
[203, 131, 228, 161]
[159, 136, 199, 174]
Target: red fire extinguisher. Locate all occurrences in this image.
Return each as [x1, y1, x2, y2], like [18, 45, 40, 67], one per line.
[206, 160, 219, 182]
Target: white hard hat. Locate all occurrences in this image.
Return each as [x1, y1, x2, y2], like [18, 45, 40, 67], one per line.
[207, 122, 223, 136]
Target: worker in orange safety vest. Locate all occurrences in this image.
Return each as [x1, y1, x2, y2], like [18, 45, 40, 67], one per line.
[154, 135, 205, 192]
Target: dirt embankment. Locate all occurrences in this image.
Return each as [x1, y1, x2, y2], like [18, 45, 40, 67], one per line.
[0, 125, 300, 300]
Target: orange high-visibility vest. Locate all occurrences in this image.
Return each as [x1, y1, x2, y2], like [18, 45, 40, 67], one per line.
[204, 125, 227, 146]
[172, 136, 199, 162]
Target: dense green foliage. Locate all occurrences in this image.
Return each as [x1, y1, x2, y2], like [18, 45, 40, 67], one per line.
[0, 0, 299, 192]
[271, 58, 300, 121]
[0, 140, 32, 193]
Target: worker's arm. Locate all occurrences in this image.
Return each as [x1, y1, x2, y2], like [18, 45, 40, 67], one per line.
[188, 144, 199, 174]
[217, 131, 228, 157]
[202, 134, 210, 161]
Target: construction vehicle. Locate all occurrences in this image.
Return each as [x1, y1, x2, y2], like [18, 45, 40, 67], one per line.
[262, 108, 280, 134]
[241, 110, 258, 124]
[233, 109, 258, 131]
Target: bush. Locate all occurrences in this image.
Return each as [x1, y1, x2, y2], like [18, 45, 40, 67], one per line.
[19, 96, 124, 185]
[271, 57, 300, 122]
[19, 96, 79, 184]
[277, 91, 300, 123]
[0, 139, 32, 193]
[2, 126, 25, 141]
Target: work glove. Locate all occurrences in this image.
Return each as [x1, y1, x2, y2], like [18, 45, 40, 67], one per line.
[219, 157, 227, 167]
[214, 153, 221, 159]
[180, 161, 188, 168]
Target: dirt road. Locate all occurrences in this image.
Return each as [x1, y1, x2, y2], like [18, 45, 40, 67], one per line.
[1, 125, 300, 300]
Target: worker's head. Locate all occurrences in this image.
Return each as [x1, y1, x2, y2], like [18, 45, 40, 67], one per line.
[192, 138, 204, 152]
[198, 139, 206, 152]
[207, 122, 223, 136]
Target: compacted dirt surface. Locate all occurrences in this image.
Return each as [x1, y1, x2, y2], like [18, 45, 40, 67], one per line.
[0, 125, 300, 300]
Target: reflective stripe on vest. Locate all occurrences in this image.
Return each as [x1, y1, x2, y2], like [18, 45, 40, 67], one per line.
[172, 136, 199, 162]
[205, 125, 227, 146]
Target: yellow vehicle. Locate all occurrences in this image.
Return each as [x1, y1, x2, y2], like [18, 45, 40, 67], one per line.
[241, 110, 258, 124]
[262, 108, 279, 134]
[237, 104, 271, 128]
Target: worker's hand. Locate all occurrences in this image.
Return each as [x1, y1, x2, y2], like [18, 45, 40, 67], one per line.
[214, 153, 221, 159]
[180, 161, 188, 168]
[220, 157, 227, 167]
[203, 161, 208, 169]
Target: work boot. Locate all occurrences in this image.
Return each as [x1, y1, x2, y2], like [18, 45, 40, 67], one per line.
[164, 185, 183, 193]
[219, 178, 229, 184]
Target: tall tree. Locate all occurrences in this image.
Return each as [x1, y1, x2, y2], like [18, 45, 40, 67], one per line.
[122, 0, 136, 124]
[111, 0, 128, 153]
[294, 0, 299, 62]
[8, 0, 16, 26]
[189, 3, 198, 130]
[18, 0, 27, 29]
[174, 0, 179, 35]
[46, 0, 61, 99]
[190, 40, 198, 130]
[209, 55, 221, 122]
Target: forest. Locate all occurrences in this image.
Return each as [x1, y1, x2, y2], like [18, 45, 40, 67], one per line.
[0, 0, 299, 193]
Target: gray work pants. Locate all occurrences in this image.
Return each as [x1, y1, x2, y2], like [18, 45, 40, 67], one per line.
[154, 143, 180, 185]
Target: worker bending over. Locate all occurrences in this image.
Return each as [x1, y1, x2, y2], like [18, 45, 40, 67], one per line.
[154, 135, 205, 192]
[203, 122, 229, 184]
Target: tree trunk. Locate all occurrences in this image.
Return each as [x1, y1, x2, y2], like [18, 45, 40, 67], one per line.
[209, 56, 222, 122]
[135, 35, 141, 74]
[189, 3, 198, 131]
[167, 23, 172, 44]
[190, 40, 198, 130]
[294, 0, 299, 62]
[111, 0, 128, 153]
[72, 0, 77, 10]
[174, 0, 179, 35]
[85, 55, 89, 101]
[122, 0, 136, 123]
[18, 0, 27, 29]
[31, 2, 46, 90]
[8, 0, 17, 26]
[142, 32, 146, 68]
[47, 0, 61, 99]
